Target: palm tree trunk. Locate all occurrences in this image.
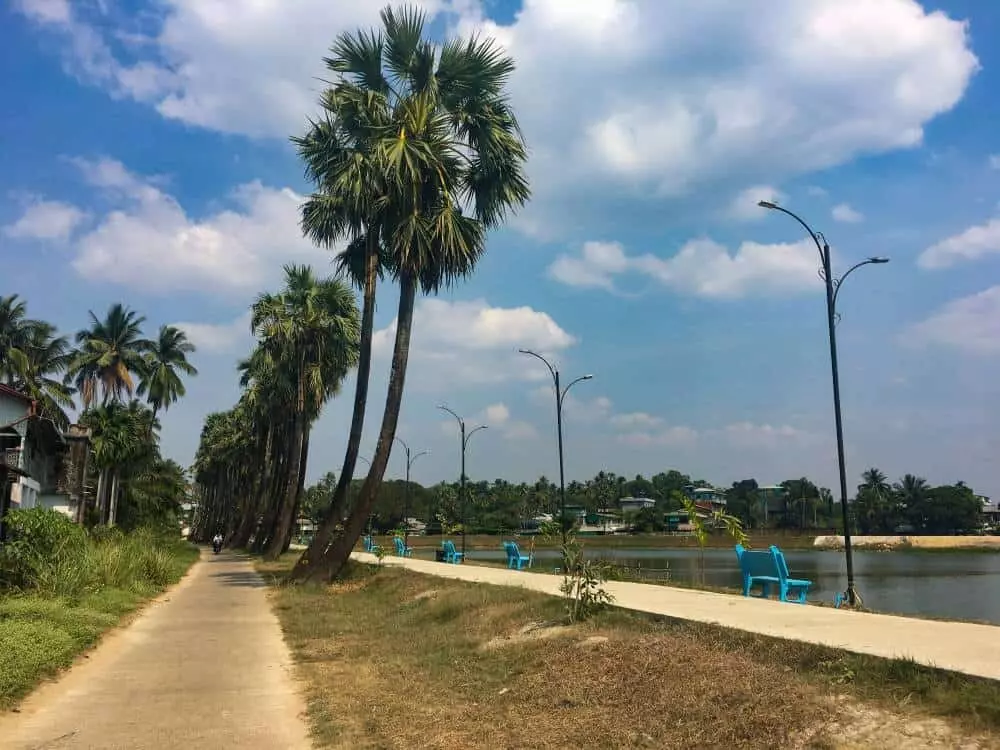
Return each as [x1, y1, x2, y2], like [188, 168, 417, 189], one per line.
[108, 471, 119, 526]
[311, 272, 416, 581]
[291, 238, 379, 580]
[232, 427, 272, 548]
[265, 373, 307, 560]
[282, 427, 311, 555]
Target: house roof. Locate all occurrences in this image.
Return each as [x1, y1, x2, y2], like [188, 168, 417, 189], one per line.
[0, 383, 33, 405]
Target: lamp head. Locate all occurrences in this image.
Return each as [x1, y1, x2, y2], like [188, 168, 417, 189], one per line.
[868, 256, 890, 264]
[758, 200, 779, 209]
[582, 374, 594, 380]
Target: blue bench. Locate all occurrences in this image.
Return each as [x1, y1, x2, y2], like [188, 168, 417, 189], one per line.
[362, 535, 381, 554]
[503, 541, 532, 570]
[393, 536, 412, 557]
[442, 539, 464, 564]
[735, 544, 812, 604]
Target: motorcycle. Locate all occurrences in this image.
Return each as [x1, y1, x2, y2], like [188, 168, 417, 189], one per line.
[212, 539, 222, 554]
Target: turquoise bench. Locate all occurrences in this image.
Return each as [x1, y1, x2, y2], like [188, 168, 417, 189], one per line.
[393, 536, 412, 557]
[362, 535, 381, 554]
[442, 539, 464, 564]
[735, 544, 812, 604]
[503, 541, 532, 570]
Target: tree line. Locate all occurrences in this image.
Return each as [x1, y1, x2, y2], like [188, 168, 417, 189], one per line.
[1, 294, 197, 529]
[192, 5, 530, 581]
[299, 468, 986, 537]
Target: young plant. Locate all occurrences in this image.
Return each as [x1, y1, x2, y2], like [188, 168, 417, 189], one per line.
[681, 497, 748, 586]
[538, 520, 613, 622]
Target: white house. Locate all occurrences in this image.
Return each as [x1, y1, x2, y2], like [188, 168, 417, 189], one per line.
[1, 384, 92, 531]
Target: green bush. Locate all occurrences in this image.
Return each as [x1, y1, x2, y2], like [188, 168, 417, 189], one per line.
[1, 507, 195, 597]
[0, 507, 89, 593]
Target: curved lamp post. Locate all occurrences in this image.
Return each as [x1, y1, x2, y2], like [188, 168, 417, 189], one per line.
[437, 405, 487, 557]
[518, 349, 593, 546]
[394, 437, 428, 546]
[759, 200, 888, 607]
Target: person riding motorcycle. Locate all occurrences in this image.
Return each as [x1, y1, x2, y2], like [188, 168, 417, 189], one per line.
[212, 533, 223, 554]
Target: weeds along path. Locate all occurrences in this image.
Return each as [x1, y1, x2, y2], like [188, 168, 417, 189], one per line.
[0, 553, 310, 749]
[356, 551, 1000, 681]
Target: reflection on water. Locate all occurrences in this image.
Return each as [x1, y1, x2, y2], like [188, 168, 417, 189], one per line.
[455, 546, 1000, 624]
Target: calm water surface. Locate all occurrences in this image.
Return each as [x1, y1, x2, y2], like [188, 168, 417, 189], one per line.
[442, 546, 1000, 624]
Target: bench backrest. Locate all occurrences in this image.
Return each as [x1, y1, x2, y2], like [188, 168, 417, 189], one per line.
[394, 536, 405, 552]
[771, 546, 791, 579]
[443, 540, 457, 555]
[363, 535, 374, 551]
[735, 544, 779, 578]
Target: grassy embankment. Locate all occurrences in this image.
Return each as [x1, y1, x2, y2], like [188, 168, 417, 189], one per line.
[0, 510, 198, 710]
[261, 558, 1000, 749]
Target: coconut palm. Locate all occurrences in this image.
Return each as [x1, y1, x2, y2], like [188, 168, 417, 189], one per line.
[0, 294, 34, 382]
[138, 325, 198, 420]
[15, 321, 76, 429]
[302, 4, 529, 581]
[70, 303, 153, 407]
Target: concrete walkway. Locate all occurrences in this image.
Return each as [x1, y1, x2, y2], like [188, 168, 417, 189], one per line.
[358, 552, 1000, 681]
[0, 553, 311, 749]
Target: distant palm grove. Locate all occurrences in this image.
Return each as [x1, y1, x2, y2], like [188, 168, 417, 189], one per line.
[0, 294, 197, 529]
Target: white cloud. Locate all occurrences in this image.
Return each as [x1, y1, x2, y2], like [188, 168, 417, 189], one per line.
[918, 218, 1000, 269]
[483, 403, 510, 425]
[610, 412, 664, 429]
[906, 286, 1000, 355]
[372, 298, 576, 388]
[172, 312, 252, 355]
[549, 237, 820, 299]
[831, 203, 864, 223]
[616, 426, 698, 447]
[15, 1, 977, 235]
[547, 241, 629, 291]
[729, 185, 785, 221]
[989, 154, 1000, 170]
[3, 199, 87, 241]
[717, 422, 815, 448]
[44, 157, 328, 294]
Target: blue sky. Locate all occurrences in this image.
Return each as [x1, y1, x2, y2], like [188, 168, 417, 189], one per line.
[2, 0, 999, 497]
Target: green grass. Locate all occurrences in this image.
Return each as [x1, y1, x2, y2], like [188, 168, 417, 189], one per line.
[261, 561, 1000, 748]
[0, 537, 197, 710]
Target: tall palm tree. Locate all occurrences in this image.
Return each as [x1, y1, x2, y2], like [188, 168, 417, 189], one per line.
[251, 265, 360, 559]
[138, 324, 198, 420]
[70, 303, 153, 407]
[15, 321, 76, 429]
[305, 5, 529, 581]
[0, 294, 34, 382]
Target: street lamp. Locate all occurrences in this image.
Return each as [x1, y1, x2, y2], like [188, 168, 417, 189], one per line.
[394, 437, 428, 546]
[437, 405, 487, 557]
[518, 349, 593, 546]
[759, 199, 888, 607]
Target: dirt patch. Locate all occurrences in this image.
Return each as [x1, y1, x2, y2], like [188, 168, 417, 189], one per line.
[409, 589, 440, 602]
[813, 700, 998, 749]
[483, 620, 571, 650]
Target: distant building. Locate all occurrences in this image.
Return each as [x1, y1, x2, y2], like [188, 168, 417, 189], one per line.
[684, 485, 728, 510]
[619, 497, 656, 513]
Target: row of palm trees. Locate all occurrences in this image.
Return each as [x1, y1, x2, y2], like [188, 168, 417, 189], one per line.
[1, 294, 197, 525]
[191, 5, 529, 580]
[191, 266, 360, 559]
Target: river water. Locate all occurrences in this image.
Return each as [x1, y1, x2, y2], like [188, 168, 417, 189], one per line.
[454, 546, 1000, 624]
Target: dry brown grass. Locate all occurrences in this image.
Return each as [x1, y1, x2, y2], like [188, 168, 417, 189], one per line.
[261, 563, 1000, 750]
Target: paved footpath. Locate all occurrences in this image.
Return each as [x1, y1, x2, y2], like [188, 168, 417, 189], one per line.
[0, 553, 311, 749]
[359, 552, 1000, 681]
